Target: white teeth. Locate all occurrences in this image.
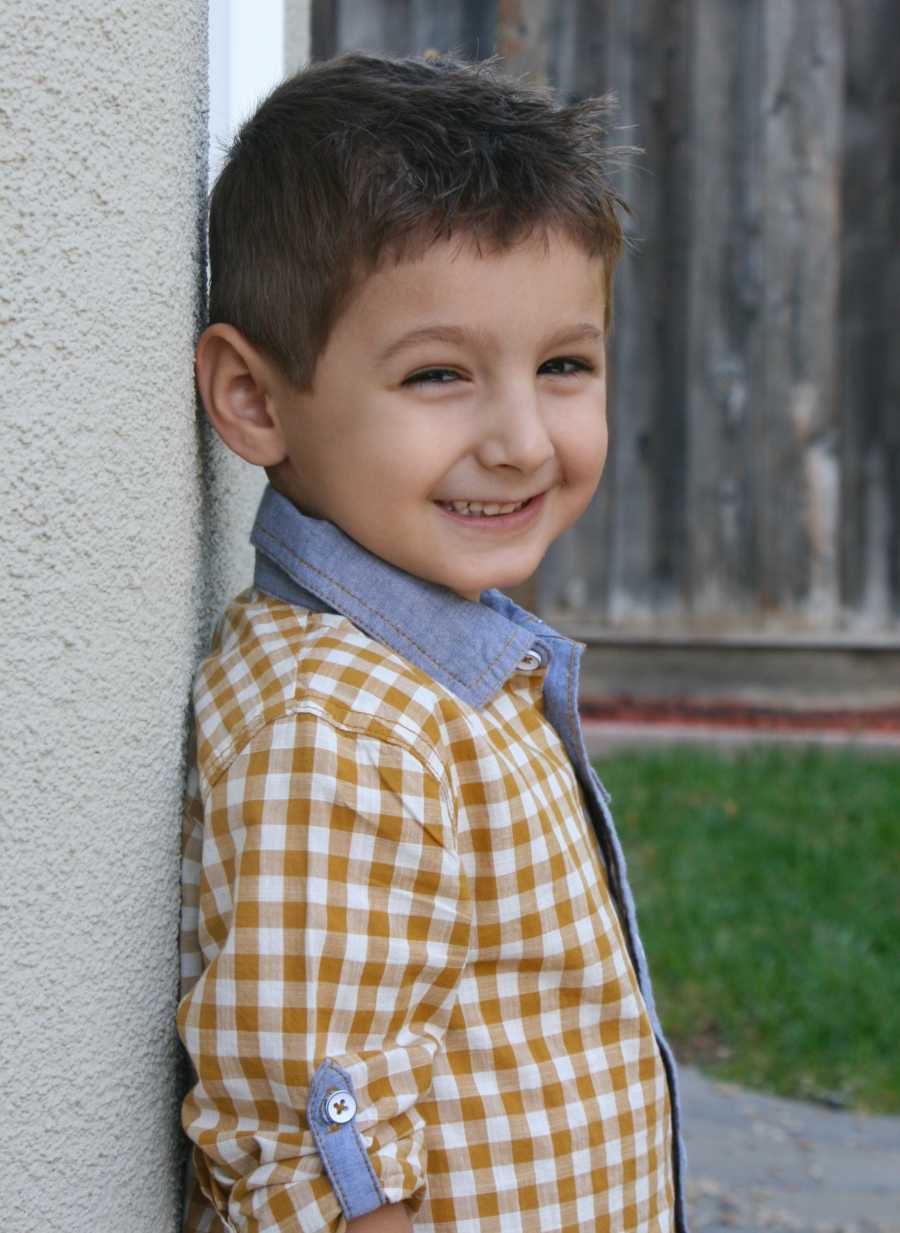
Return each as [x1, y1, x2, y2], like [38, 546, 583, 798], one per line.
[442, 498, 529, 517]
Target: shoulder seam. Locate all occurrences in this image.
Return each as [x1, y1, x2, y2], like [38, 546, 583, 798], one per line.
[202, 695, 457, 827]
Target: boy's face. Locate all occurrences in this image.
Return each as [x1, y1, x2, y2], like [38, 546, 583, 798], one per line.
[268, 228, 609, 602]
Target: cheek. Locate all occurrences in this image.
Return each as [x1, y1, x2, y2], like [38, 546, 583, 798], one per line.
[563, 414, 608, 484]
[370, 414, 465, 478]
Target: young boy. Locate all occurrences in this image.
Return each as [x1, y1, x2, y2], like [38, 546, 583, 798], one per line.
[178, 52, 687, 1233]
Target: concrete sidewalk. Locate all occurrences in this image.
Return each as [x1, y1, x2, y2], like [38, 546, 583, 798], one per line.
[680, 1065, 900, 1233]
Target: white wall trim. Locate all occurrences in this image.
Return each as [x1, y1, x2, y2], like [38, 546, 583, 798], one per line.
[208, 0, 285, 185]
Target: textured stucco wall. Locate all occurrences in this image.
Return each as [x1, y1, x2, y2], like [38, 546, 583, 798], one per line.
[0, 4, 263, 1230]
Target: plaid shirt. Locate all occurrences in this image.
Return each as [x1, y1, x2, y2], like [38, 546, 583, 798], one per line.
[178, 485, 687, 1233]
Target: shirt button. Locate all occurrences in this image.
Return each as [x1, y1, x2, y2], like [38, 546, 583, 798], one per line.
[518, 650, 543, 671]
[325, 1090, 356, 1124]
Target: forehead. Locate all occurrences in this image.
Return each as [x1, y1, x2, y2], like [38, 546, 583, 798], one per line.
[331, 228, 607, 354]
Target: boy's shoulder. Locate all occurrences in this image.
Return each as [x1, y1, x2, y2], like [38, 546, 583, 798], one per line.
[192, 587, 461, 790]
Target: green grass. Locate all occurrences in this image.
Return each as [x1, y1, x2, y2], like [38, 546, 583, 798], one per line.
[595, 746, 900, 1114]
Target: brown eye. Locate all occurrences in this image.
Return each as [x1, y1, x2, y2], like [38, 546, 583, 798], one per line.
[403, 368, 462, 386]
[540, 357, 593, 377]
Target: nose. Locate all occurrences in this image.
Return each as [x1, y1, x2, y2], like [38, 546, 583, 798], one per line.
[475, 388, 555, 474]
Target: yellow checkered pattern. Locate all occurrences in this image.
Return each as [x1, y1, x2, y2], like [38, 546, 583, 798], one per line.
[179, 591, 674, 1233]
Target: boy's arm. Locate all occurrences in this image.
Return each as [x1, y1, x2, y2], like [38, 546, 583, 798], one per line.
[347, 1202, 413, 1233]
[178, 712, 469, 1233]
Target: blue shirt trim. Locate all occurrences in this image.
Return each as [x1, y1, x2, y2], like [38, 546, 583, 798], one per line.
[306, 1060, 386, 1221]
[251, 484, 537, 708]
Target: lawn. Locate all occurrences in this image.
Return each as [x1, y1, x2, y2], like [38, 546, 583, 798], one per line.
[595, 746, 900, 1114]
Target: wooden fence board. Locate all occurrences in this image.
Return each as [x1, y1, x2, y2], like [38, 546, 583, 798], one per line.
[496, 0, 552, 82]
[606, 0, 690, 625]
[336, 0, 409, 54]
[758, 0, 844, 627]
[682, 0, 764, 625]
[408, 0, 466, 57]
[326, 0, 496, 61]
[840, 0, 900, 626]
[309, 0, 338, 60]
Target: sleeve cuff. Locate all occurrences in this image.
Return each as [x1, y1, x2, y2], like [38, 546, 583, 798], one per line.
[307, 1059, 388, 1222]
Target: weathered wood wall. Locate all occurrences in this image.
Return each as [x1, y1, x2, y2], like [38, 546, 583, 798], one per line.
[311, 0, 900, 639]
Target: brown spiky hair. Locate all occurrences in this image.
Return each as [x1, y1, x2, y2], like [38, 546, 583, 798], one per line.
[207, 51, 631, 390]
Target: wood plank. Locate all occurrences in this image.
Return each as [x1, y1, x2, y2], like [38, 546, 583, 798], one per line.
[683, 0, 764, 628]
[599, 0, 690, 626]
[408, 0, 464, 58]
[649, 0, 692, 624]
[495, 0, 553, 83]
[758, 0, 843, 628]
[461, 0, 499, 61]
[330, 2, 495, 66]
[840, 0, 900, 628]
[337, 0, 411, 56]
[575, 641, 900, 709]
[309, 0, 337, 59]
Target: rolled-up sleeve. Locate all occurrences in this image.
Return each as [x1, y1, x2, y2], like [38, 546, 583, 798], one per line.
[177, 708, 470, 1233]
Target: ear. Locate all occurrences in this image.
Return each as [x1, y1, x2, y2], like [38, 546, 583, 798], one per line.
[195, 324, 288, 466]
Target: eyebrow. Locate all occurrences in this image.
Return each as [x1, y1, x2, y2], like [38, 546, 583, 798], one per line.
[375, 322, 604, 367]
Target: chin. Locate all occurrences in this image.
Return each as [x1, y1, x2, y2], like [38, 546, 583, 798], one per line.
[473, 578, 527, 598]
[442, 563, 537, 599]
[487, 565, 539, 594]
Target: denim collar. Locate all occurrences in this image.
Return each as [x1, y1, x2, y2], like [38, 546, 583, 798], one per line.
[251, 484, 547, 708]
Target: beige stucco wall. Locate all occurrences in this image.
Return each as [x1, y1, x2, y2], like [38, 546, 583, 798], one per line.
[0, 3, 264, 1229]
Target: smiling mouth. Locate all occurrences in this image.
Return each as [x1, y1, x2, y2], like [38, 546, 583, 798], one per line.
[435, 496, 536, 517]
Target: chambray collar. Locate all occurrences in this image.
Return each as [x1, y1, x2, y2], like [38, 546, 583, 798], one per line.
[251, 484, 544, 708]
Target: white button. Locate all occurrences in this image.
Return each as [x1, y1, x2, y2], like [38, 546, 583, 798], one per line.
[518, 650, 543, 671]
[325, 1090, 356, 1124]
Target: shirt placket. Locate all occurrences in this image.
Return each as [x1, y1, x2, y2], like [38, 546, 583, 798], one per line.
[524, 625, 690, 1233]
